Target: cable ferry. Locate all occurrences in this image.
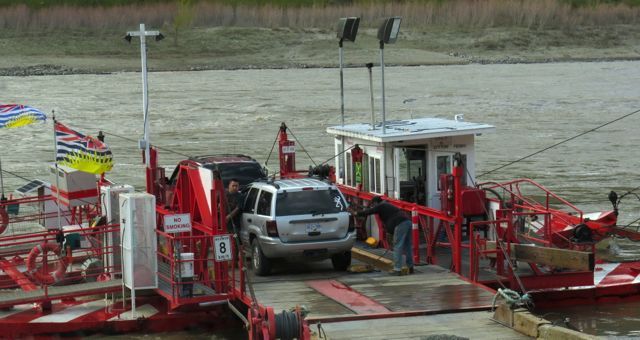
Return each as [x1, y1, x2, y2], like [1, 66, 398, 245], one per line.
[1, 18, 639, 340]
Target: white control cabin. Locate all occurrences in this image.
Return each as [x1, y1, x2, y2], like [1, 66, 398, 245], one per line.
[327, 117, 495, 209]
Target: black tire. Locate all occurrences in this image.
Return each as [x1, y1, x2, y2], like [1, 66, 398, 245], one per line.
[251, 239, 271, 276]
[331, 251, 351, 271]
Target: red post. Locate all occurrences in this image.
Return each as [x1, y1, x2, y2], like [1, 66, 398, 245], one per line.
[278, 122, 296, 178]
[411, 208, 419, 264]
[452, 153, 463, 274]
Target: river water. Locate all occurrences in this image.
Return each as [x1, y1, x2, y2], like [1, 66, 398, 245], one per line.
[2, 61, 640, 336]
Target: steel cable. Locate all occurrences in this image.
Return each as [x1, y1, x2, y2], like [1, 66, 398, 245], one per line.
[478, 108, 640, 178]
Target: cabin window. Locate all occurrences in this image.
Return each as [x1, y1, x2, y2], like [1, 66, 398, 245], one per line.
[363, 153, 370, 192]
[460, 154, 468, 186]
[436, 155, 451, 191]
[336, 139, 345, 184]
[399, 148, 427, 204]
[436, 154, 468, 190]
[371, 157, 381, 194]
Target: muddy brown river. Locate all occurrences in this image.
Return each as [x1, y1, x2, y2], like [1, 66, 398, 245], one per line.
[2, 61, 640, 336]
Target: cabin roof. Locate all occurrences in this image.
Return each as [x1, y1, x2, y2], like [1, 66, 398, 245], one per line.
[326, 117, 495, 143]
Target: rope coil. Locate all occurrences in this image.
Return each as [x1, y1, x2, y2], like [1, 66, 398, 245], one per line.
[492, 288, 533, 311]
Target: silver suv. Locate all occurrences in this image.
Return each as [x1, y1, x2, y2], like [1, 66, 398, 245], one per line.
[240, 178, 354, 275]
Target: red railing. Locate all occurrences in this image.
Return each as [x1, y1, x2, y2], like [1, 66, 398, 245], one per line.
[155, 230, 239, 310]
[338, 184, 456, 266]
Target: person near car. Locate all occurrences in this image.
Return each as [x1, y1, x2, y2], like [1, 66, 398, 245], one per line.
[225, 178, 241, 234]
[351, 196, 414, 275]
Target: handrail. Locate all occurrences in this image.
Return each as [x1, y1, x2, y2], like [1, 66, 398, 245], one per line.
[338, 184, 455, 223]
[478, 178, 583, 222]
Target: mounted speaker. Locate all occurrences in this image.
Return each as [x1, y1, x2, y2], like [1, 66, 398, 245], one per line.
[337, 17, 360, 42]
[377, 16, 402, 44]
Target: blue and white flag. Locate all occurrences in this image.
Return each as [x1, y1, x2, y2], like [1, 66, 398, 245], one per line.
[0, 104, 47, 128]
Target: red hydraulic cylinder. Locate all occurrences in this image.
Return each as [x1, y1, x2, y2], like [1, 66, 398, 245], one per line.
[411, 208, 419, 263]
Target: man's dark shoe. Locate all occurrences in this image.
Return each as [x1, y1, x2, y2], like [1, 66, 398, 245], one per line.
[388, 270, 402, 276]
[408, 266, 415, 274]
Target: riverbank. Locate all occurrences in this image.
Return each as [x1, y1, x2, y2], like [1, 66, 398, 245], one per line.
[1, 24, 640, 76]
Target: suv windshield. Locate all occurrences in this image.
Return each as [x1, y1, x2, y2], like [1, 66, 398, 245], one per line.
[275, 189, 346, 216]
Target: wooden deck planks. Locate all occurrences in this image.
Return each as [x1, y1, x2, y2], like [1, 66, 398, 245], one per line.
[339, 267, 496, 312]
[316, 311, 528, 339]
[250, 264, 497, 319]
[247, 250, 524, 339]
[251, 279, 353, 317]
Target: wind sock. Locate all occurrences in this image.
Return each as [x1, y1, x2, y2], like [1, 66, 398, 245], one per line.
[0, 104, 47, 128]
[55, 121, 113, 175]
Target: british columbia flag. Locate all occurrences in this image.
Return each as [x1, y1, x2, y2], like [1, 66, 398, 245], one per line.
[55, 121, 113, 175]
[0, 104, 46, 128]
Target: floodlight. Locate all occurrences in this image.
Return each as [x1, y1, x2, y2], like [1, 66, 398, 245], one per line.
[377, 16, 402, 44]
[336, 17, 360, 128]
[124, 34, 132, 43]
[337, 17, 360, 42]
[155, 33, 165, 42]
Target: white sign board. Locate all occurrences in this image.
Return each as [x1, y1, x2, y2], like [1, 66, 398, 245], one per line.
[214, 235, 232, 262]
[164, 213, 192, 233]
[282, 145, 295, 154]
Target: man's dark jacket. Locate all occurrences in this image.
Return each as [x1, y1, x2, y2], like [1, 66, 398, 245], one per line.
[357, 201, 409, 234]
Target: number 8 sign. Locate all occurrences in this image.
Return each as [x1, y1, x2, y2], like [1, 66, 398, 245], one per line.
[214, 235, 232, 262]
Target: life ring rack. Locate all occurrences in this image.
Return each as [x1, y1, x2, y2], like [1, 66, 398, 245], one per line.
[0, 207, 8, 235]
[26, 242, 68, 285]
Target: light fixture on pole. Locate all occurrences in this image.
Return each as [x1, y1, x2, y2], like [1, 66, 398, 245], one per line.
[377, 16, 402, 134]
[123, 23, 162, 320]
[124, 23, 163, 169]
[336, 17, 359, 127]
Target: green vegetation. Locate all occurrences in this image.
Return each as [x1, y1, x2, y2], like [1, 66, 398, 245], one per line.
[1, 0, 638, 32]
[2, 0, 640, 8]
[0, 0, 638, 75]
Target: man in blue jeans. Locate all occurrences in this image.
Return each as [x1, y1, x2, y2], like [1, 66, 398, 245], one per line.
[351, 196, 414, 275]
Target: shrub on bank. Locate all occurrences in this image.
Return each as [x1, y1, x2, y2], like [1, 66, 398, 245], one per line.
[0, 0, 638, 31]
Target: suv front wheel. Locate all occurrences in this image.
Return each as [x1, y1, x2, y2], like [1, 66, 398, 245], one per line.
[331, 251, 351, 271]
[251, 239, 271, 276]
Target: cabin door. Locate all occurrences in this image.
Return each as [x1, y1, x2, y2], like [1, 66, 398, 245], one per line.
[430, 153, 450, 209]
[429, 152, 468, 209]
[397, 147, 427, 205]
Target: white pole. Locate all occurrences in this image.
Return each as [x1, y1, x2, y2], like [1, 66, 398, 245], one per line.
[52, 114, 62, 230]
[380, 42, 386, 135]
[0, 156, 4, 199]
[139, 23, 151, 169]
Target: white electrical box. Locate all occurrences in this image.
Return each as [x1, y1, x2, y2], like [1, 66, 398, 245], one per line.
[100, 184, 134, 274]
[50, 164, 98, 207]
[120, 192, 157, 290]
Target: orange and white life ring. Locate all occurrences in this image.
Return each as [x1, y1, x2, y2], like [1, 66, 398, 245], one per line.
[26, 242, 68, 285]
[0, 207, 8, 235]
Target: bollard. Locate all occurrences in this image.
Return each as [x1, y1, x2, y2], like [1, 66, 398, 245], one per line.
[412, 209, 419, 263]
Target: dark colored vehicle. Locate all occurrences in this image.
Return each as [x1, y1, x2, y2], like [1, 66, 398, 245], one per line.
[169, 154, 267, 189]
